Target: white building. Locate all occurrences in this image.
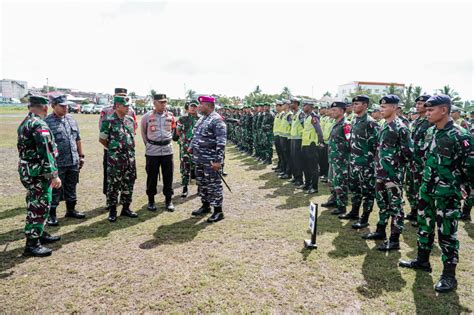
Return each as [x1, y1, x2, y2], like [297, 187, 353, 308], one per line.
[0, 79, 28, 99]
[338, 81, 405, 101]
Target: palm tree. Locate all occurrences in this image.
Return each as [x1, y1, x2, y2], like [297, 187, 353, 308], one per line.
[323, 91, 332, 97]
[129, 92, 137, 99]
[401, 84, 414, 111]
[413, 86, 423, 99]
[253, 85, 262, 94]
[150, 89, 157, 97]
[438, 85, 462, 106]
[281, 86, 291, 99]
[186, 89, 196, 100]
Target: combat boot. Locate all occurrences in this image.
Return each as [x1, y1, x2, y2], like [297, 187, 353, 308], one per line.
[279, 174, 290, 179]
[147, 195, 157, 211]
[352, 211, 371, 229]
[331, 205, 346, 215]
[181, 186, 188, 198]
[405, 207, 417, 222]
[121, 203, 138, 218]
[461, 203, 472, 222]
[207, 206, 224, 223]
[305, 187, 318, 194]
[65, 201, 86, 219]
[435, 263, 458, 293]
[362, 224, 386, 240]
[165, 197, 175, 212]
[377, 233, 400, 251]
[39, 231, 61, 244]
[399, 249, 432, 272]
[321, 192, 337, 208]
[23, 238, 52, 257]
[339, 203, 360, 220]
[192, 202, 211, 216]
[47, 207, 59, 226]
[108, 205, 117, 222]
[265, 158, 272, 165]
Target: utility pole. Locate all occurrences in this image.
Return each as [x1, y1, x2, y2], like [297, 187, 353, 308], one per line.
[46, 78, 49, 94]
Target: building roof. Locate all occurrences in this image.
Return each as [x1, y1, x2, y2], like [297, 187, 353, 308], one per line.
[354, 81, 405, 87]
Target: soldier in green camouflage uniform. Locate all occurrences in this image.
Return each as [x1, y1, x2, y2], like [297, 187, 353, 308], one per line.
[405, 95, 432, 226]
[99, 96, 138, 222]
[400, 94, 474, 293]
[363, 95, 414, 252]
[176, 100, 199, 197]
[327, 102, 351, 214]
[17, 95, 62, 257]
[261, 102, 275, 164]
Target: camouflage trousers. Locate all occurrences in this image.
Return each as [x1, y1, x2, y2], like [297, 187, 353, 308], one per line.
[179, 146, 194, 186]
[329, 160, 349, 207]
[349, 164, 376, 211]
[406, 163, 423, 213]
[417, 190, 460, 264]
[376, 180, 405, 234]
[20, 176, 52, 239]
[106, 153, 136, 207]
[261, 132, 273, 161]
[195, 163, 223, 207]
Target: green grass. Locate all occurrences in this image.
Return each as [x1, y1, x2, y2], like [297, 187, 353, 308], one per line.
[0, 105, 28, 115]
[0, 113, 473, 312]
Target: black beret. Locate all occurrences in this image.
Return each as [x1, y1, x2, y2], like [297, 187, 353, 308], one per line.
[352, 95, 370, 103]
[154, 94, 167, 101]
[415, 95, 431, 102]
[379, 94, 400, 105]
[330, 101, 347, 109]
[29, 95, 49, 105]
[424, 94, 451, 107]
[114, 88, 127, 94]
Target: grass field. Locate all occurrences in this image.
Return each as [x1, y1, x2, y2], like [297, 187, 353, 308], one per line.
[0, 110, 473, 313]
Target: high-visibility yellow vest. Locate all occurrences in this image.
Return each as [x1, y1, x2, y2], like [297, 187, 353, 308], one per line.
[273, 112, 282, 136]
[280, 111, 292, 138]
[302, 114, 319, 146]
[290, 110, 304, 139]
[321, 116, 335, 142]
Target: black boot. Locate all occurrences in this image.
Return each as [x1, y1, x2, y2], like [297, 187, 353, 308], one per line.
[306, 187, 318, 194]
[147, 195, 157, 211]
[192, 202, 211, 216]
[181, 186, 188, 198]
[362, 224, 387, 240]
[165, 197, 175, 212]
[39, 231, 61, 244]
[461, 203, 472, 222]
[322, 192, 337, 207]
[65, 201, 86, 219]
[435, 263, 458, 293]
[405, 207, 417, 222]
[378, 233, 400, 251]
[207, 206, 224, 223]
[339, 204, 360, 220]
[23, 238, 52, 257]
[331, 206, 346, 215]
[352, 211, 370, 229]
[399, 249, 432, 272]
[121, 203, 138, 218]
[108, 205, 117, 222]
[47, 207, 59, 226]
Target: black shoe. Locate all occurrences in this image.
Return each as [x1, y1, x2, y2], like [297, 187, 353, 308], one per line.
[405, 213, 417, 221]
[288, 178, 296, 183]
[166, 201, 175, 212]
[305, 188, 318, 194]
[352, 211, 370, 229]
[461, 204, 472, 222]
[192, 203, 211, 216]
[23, 238, 52, 257]
[322, 194, 337, 208]
[39, 231, 61, 244]
[362, 224, 386, 240]
[435, 263, 457, 293]
[294, 181, 304, 186]
[207, 208, 224, 223]
[339, 210, 359, 220]
[399, 250, 432, 272]
[147, 196, 157, 211]
[271, 166, 280, 170]
[331, 206, 346, 215]
[222, 172, 228, 176]
[297, 184, 309, 190]
[320, 177, 328, 183]
[120, 204, 138, 218]
[265, 159, 272, 165]
[47, 207, 59, 226]
[65, 201, 86, 219]
[108, 205, 117, 222]
[279, 174, 290, 179]
[181, 186, 188, 198]
[377, 240, 400, 251]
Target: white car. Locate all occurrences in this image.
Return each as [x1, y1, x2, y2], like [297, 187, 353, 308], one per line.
[92, 104, 106, 114]
[81, 104, 95, 114]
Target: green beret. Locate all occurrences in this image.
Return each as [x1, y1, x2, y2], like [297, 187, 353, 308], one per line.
[29, 95, 49, 105]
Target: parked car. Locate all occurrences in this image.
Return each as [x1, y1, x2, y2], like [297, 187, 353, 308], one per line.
[68, 102, 81, 113]
[92, 104, 105, 114]
[81, 103, 95, 114]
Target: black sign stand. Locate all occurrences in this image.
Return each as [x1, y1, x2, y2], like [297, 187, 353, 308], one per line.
[304, 203, 318, 249]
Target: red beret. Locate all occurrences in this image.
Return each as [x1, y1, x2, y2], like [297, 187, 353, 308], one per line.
[198, 95, 215, 103]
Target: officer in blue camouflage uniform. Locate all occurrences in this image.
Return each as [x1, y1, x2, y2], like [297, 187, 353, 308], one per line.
[400, 95, 474, 293]
[17, 95, 62, 257]
[327, 102, 351, 214]
[45, 95, 86, 226]
[190, 95, 227, 223]
[363, 95, 414, 252]
[99, 95, 138, 222]
[405, 95, 432, 226]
